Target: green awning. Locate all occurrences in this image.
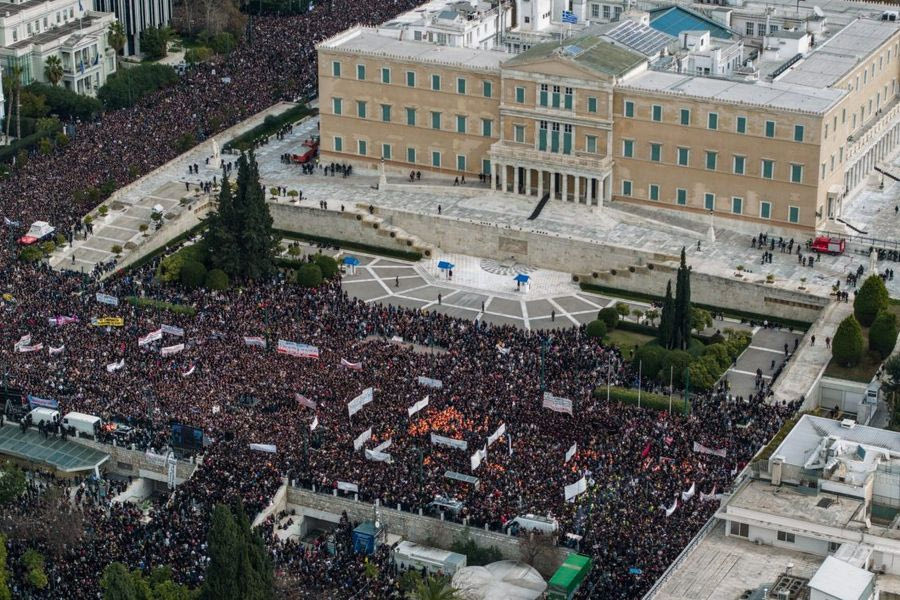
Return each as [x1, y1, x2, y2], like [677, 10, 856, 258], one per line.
[0, 424, 109, 473]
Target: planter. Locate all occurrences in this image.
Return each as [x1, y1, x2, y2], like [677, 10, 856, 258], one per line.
[592, 272, 599, 279]
[734, 273, 743, 278]
[389, 231, 396, 238]
[356, 214, 362, 220]
[628, 266, 635, 273]
[424, 249, 431, 257]
[572, 275, 580, 282]
[610, 269, 617, 276]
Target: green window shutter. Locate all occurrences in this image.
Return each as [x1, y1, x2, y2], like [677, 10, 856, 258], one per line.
[704, 194, 714, 210]
[457, 78, 466, 94]
[483, 81, 492, 97]
[516, 87, 525, 103]
[564, 94, 573, 110]
[432, 151, 440, 167]
[432, 74, 440, 90]
[789, 206, 799, 223]
[539, 90, 548, 106]
[624, 101, 634, 117]
[358, 140, 366, 156]
[382, 144, 391, 160]
[762, 160, 773, 179]
[482, 119, 492, 137]
[381, 68, 390, 84]
[334, 137, 342, 152]
[676, 189, 687, 205]
[623, 140, 633, 157]
[588, 97, 597, 113]
[791, 164, 803, 183]
[406, 108, 415, 126]
[407, 147, 415, 163]
[332, 61, 341, 77]
[708, 112, 718, 129]
[357, 65, 365, 80]
[794, 125, 804, 142]
[332, 98, 342, 115]
[760, 202, 771, 219]
[623, 180, 632, 196]
[431, 112, 440, 130]
[563, 132, 572, 155]
[680, 109, 690, 125]
[736, 116, 746, 133]
[650, 185, 659, 201]
[765, 121, 775, 137]
[538, 129, 547, 151]
[482, 159, 491, 175]
[406, 71, 415, 87]
[732, 197, 742, 214]
[381, 105, 391, 122]
[457, 155, 465, 170]
[651, 144, 661, 162]
[552, 92, 560, 108]
[652, 105, 661, 121]
[551, 130, 560, 153]
[457, 115, 466, 133]
[706, 151, 716, 170]
[587, 136, 597, 153]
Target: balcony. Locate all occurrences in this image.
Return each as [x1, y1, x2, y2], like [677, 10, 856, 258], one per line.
[489, 141, 613, 174]
[846, 96, 900, 164]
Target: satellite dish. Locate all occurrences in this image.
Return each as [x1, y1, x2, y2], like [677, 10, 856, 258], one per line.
[813, 6, 824, 17]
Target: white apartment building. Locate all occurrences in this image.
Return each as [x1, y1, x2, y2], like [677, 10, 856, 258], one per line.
[0, 0, 116, 95]
[377, 0, 513, 50]
[91, 0, 172, 56]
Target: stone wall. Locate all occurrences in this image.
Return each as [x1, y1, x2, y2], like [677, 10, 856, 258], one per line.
[72, 437, 197, 484]
[284, 486, 567, 577]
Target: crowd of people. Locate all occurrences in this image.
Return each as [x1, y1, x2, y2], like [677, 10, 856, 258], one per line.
[0, 1, 802, 598]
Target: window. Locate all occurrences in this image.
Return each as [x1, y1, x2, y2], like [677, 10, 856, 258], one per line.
[604, 5, 611, 18]
[515, 86, 525, 103]
[790, 164, 803, 183]
[564, 87, 573, 110]
[706, 151, 717, 170]
[793, 124, 804, 142]
[382, 144, 392, 160]
[649, 184, 660, 201]
[332, 61, 341, 77]
[704, 193, 715, 211]
[431, 74, 441, 91]
[381, 104, 391, 122]
[407, 147, 416, 163]
[677, 147, 690, 166]
[457, 78, 466, 94]
[776, 531, 795, 544]
[538, 121, 548, 151]
[761, 159, 774, 179]
[676, 188, 687, 205]
[406, 71, 416, 87]
[356, 101, 367, 119]
[431, 112, 441, 130]
[406, 107, 416, 126]
[586, 135, 597, 153]
[588, 96, 598, 113]
[334, 136, 343, 152]
[432, 151, 441, 167]
[514, 124, 525, 143]
[381, 68, 391, 84]
[356, 64, 366, 80]
[592, 4, 599, 18]
[483, 80, 492, 98]
[482, 159, 491, 175]
[622, 180, 632, 196]
[650, 143, 661, 162]
[652, 105, 662, 122]
[707, 112, 718, 130]
[733, 155, 745, 175]
[332, 97, 342, 115]
[457, 155, 466, 171]
[539, 84, 549, 107]
[622, 139, 634, 158]
[552, 85, 561, 108]
[745, 22, 754, 35]
[680, 108, 690, 125]
[456, 115, 467, 134]
[789, 206, 800, 223]
[731, 196, 743, 214]
[765, 120, 776, 138]
[829, 542, 842, 553]
[482, 119, 493, 137]
[760, 201, 771, 219]
[358, 140, 367, 156]
[624, 100, 634, 117]
[735, 116, 746, 134]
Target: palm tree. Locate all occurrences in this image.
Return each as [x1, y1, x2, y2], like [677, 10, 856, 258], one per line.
[107, 21, 126, 67]
[413, 576, 459, 600]
[4, 65, 22, 143]
[44, 56, 63, 86]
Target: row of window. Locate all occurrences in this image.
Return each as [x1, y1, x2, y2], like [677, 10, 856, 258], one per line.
[331, 136, 489, 172]
[623, 101, 806, 142]
[332, 61, 495, 97]
[620, 141, 805, 182]
[512, 85, 603, 115]
[331, 98, 495, 136]
[619, 181, 801, 223]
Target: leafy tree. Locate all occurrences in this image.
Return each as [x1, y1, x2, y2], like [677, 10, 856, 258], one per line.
[614, 302, 630, 318]
[657, 350, 693, 386]
[0, 535, 9, 600]
[101, 562, 138, 600]
[0, 463, 25, 505]
[4, 66, 22, 142]
[690, 307, 712, 333]
[672, 247, 692, 350]
[23, 549, 47, 590]
[97, 64, 178, 110]
[854, 275, 889, 327]
[296, 263, 323, 288]
[43, 56, 63, 86]
[205, 269, 230, 291]
[107, 21, 127, 66]
[658, 280, 675, 348]
[314, 254, 339, 279]
[202, 503, 272, 600]
[28, 83, 102, 120]
[688, 355, 720, 391]
[413, 575, 459, 600]
[180, 260, 207, 290]
[597, 307, 619, 330]
[210, 32, 236, 55]
[884, 354, 900, 395]
[141, 26, 172, 60]
[633, 343, 667, 381]
[184, 47, 213, 65]
[832, 315, 865, 367]
[870, 310, 898, 359]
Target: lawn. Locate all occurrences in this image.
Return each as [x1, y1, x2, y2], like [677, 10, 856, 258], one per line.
[607, 328, 654, 357]
[824, 301, 900, 383]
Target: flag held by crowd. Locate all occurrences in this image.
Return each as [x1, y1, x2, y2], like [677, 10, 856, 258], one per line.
[700, 486, 719, 502]
[693, 441, 727, 458]
[310, 415, 318, 431]
[18, 343, 43, 353]
[249, 443, 277, 453]
[365, 448, 392, 462]
[106, 358, 125, 373]
[416, 376, 443, 389]
[564, 476, 588, 502]
[161, 324, 185, 337]
[182, 364, 196, 377]
[407, 396, 429, 417]
[664, 498, 678, 517]
[681, 482, 696, 502]
[48, 345, 65, 356]
[431, 433, 467, 451]
[13, 334, 31, 351]
[95, 292, 119, 306]
[348, 387, 373, 418]
[138, 329, 163, 346]
[341, 358, 362, 370]
[48, 315, 78, 326]
[161, 343, 185, 356]
[487, 423, 506, 448]
[243, 336, 267, 348]
[277, 339, 319, 359]
[470, 446, 487, 471]
[565, 443, 577, 464]
[353, 428, 372, 451]
[542, 391, 573, 415]
[296, 394, 316, 410]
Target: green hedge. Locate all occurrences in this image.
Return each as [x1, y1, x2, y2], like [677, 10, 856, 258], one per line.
[594, 386, 685, 413]
[126, 296, 196, 316]
[226, 105, 316, 152]
[616, 320, 659, 337]
[274, 230, 422, 262]
[0, 122, 62, 164]
[753, 412, 807, 464]
[579, 282, 813, 331]
[119, 222, 209, 275]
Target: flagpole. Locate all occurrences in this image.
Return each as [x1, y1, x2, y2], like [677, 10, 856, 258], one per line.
[606, 356, 611, 402]
[638, 360, 642, 409]
[669, 366, 673, 414]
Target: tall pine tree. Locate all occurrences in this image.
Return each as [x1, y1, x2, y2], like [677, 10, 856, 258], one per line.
[658, 280, 675, 349]
[202, 503, 273, 600]
[672, 247, 692, 350]
[205, 170, 242, 276]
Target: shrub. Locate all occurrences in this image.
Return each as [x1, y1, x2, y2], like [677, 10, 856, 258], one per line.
[615, 302, 631, 318]
[594, 386, 684, 412]
[688, 355, 720, 391]
[657, 350, 693, 384]
[40, 241, 55, 254]
[702, 343, 732, 371]
[157, 243, 208, 282]
[184, 46, 213, 64]
[126, 296, 196, 316]
[597, 307, 620, 330]
[98, 205, 109, 216]
[854, 275, 889, 327]
[54, 233, 66, 247]
[139, 224, 149, 232]
[18, 246, 43, 262]
[110, 244, 122, 255]
[585, 319, 607, 339]
[205, 268, 230, 291]
[98, 63, 178, 110]
[832, 315, 865, 367]
[179, 260, 207, 290]
[870, 310, 898, 359]
[450, 536, 503, 566]
[315, 254, 339, 279]
[633, 343, 667, 380]
[296, 263, 323, 287]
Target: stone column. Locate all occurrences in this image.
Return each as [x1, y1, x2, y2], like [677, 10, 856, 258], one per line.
[573, 175, 580, 204]
[513, 165, 520, 195]
[550, 171, 557, 200]
[500, 163, 508, 192]
[537, 170, 544, 198]
[562, 172, 569, 202]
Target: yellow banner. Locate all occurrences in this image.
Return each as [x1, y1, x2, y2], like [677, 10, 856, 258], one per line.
[92, 317, 124, 327]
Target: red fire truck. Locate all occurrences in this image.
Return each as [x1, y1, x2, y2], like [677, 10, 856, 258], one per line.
[291, 137, 320, 164]
[811, 236, 846, 255]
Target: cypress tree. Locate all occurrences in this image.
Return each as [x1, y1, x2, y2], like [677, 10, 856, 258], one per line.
[238, 151, 279, 280]
[202, 505, 240, 600]
[658, 280, 675, 349]
[672, 247, 692, 350]
[204, 170, 242, 276]
[233, 502, 273, 600]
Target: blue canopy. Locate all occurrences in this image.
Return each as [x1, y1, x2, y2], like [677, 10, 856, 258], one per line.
[343, 256, 360, 266]
[437, 261, 454, 270]
[514, 273, 530, 283]
[628, 567, 643, 575]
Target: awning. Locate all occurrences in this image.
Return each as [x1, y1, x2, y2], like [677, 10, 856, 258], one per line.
[343, 256, 360, 266]
[437, 261, 454, 270]
[514, 274, 530, 283]
[0, 424, 109, 473]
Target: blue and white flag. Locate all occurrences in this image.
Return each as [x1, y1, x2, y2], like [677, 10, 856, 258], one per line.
[161, 324, 184, 337]
[277, 339, 319, 359]
[562, 10, 577, 24]
[95, 292, 118, 306]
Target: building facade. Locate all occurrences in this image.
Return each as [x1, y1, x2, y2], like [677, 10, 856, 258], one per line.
[91, 0, 172, 56]
[317, 17, 900, 232]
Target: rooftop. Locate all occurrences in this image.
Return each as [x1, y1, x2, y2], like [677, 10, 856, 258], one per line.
[771, 414, 900, 469]
[4, 14, 104, 50]
[506, 35, 645, 77]
[808, 556, 874, 600]
[0, 424, 109, 473]
[777, 17, 900, 88]
[599, 19, 675, 58]
[648, 5, 735, 40]
[0, 0, 51, 17]
[321, 27, 509, 71]
[725, 479, 865, 530]
[620, 69, 845, 114]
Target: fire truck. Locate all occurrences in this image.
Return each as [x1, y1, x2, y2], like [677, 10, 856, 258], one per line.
[291, 137, 320, 164]
[811, 236, 846, 255]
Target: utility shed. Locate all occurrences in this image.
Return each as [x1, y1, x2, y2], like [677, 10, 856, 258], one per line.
[808, 556, 874, 600]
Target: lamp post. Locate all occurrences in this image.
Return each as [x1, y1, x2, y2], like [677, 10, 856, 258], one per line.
[540, 335, 553, 392]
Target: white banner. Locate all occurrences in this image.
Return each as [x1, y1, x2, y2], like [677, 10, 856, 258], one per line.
[13, 334, 31, 350]
[431, 433, 468, 451]
[664, 498, 678, 517]
[543, 391, 573, 415]
[417, 376, 443, 389]
[182, 364, 196, 377]
[138, 329, 163, 346]
[161, 324, 185, 337]
[487, 423, 506, 448]
[161, 343, 185, 356]
[353, 428, 372, 451]
[17, 343, 43, 353]
[565, 442, 577, 464]
[373, 438, 392, 453]
[249, 443, 277, 453]
[337, 481, 358, 493]
[348, 387, 373, 418]
[364, 449, 392, 462]
[310, 415, 318, 431]
[341, 358, 362, 370]
[693, 442, 727, 458]
[106, 358, 125, 372]
[407, 396, 429, 417]
[95, 292, 119, 306]
[564, 476, 588, 502]
[243, 336, 267, 348]
[296, 394, 317, 409]
[48, 345, 65, 356]
[470, 447, 486, 471]
[700, 487, 721, 502]
[681, 482, 696, 502]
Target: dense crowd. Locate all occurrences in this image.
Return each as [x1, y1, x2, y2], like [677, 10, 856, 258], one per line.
[0, 1, 800, 598]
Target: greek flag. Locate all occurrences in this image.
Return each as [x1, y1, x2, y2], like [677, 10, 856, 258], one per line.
[562, 10, 577, 24]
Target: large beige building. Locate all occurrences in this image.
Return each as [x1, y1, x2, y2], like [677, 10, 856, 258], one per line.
[317, 17, 900, 232]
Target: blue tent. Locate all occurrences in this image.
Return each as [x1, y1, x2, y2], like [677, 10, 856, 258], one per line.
[437, 261, 455, 270]
[343, 256, 360, 266]
[514, 273, 530, 283]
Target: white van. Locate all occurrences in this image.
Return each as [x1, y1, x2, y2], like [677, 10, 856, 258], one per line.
[28, 408, 60, 427]
[62, 412, 102, 439]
